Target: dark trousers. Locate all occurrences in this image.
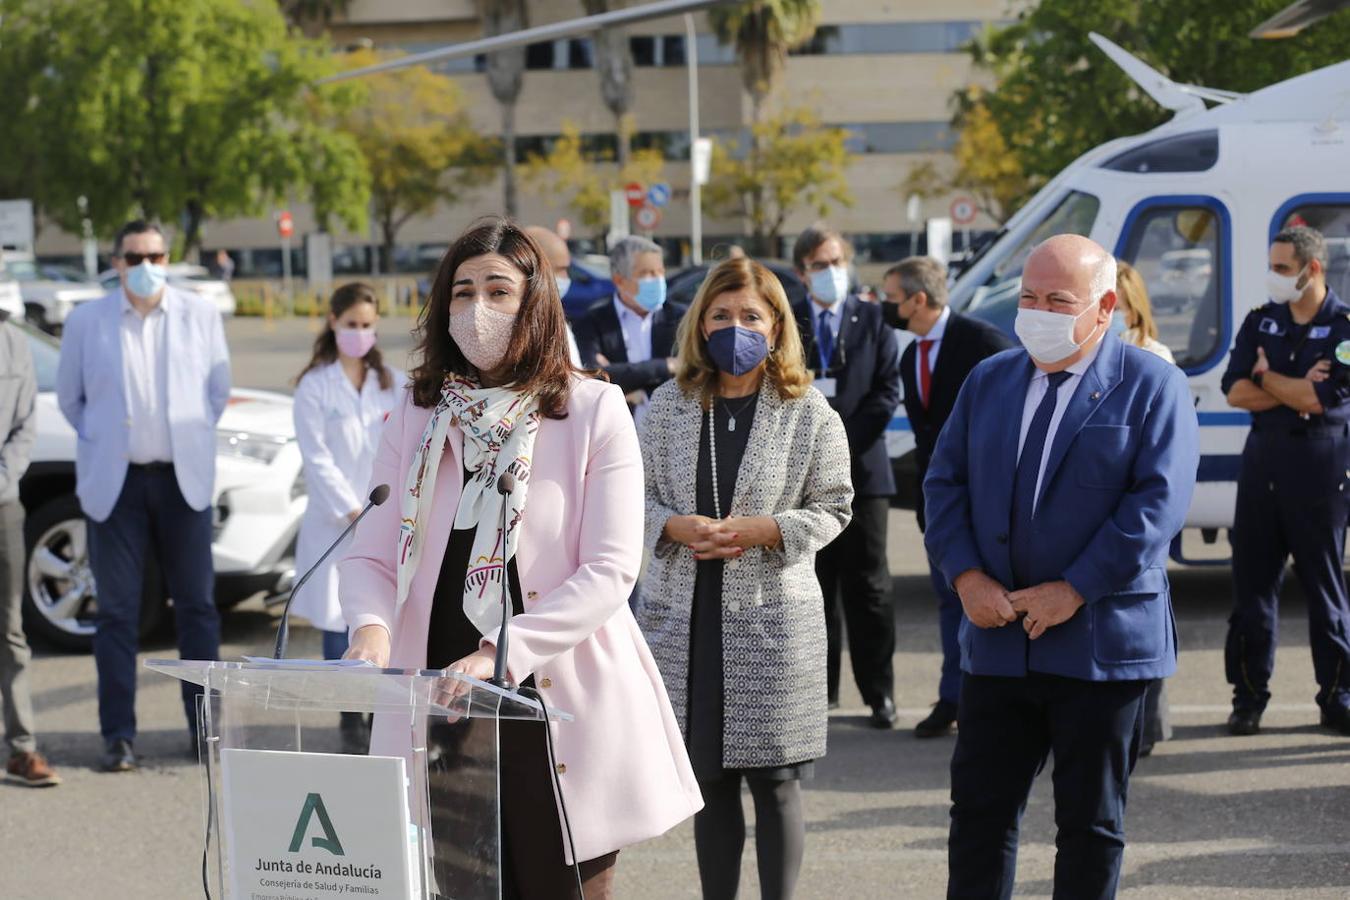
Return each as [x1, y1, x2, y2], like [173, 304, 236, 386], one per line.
[820, 496, 894, 707]
[928, 552, 964, 705]
[948, 672, 1147, 900]
[88, 466, 218, 743]
[1225, 431, 1350, 712]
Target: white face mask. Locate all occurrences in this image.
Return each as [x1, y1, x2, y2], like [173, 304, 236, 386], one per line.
[554, 274, 572, 299]
[1265, 265, 1308, 304]
[809, 265, 849, 307]
[1014, 300, 1102, 364]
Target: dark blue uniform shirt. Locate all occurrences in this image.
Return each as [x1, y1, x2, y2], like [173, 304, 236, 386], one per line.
[1220, 289, 1350, 428]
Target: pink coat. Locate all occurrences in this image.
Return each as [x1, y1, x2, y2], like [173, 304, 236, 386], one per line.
[340, 377, 703, 864]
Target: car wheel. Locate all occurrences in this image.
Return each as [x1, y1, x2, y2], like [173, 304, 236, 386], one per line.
[21, 494, 164, 652]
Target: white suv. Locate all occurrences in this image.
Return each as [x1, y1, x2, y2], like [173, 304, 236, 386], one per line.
[17, 320, 306, 649]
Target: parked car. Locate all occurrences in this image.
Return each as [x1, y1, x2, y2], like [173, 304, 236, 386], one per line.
[16, 320, 304, 650]
[0, 251, 102, 334]
[98, 263, 237, 317]
[0, 256, 22, 320]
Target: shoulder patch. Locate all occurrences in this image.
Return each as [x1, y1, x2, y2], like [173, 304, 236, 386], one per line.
[1336, 340, 1350, 366]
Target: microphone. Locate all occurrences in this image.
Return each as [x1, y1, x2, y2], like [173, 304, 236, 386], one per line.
[490, 471, 516, 689]
[273, 484, 391, 660]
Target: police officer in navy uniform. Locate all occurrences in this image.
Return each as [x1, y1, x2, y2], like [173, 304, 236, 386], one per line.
[1221, 225, 1350, 736]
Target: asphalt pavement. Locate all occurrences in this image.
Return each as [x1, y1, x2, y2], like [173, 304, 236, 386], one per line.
[2, 317, 1348, 899]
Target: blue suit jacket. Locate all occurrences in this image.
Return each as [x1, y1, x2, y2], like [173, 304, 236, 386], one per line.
[922, 332, 1198, 681]
[56, 287, 231, 522]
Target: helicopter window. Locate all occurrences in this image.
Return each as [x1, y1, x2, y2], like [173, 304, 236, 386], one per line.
[1277, 204, 1350, 306]
[956, 191, 1100, 332]
[1119, 204, 1223, 370]
[1101, 130, 1219, 174]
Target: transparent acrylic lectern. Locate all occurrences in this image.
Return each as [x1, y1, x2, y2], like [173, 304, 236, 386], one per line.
[147, 658, 571, 900]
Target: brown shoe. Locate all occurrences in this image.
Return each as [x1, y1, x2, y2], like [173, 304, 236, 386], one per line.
[6, 751, 61, 787]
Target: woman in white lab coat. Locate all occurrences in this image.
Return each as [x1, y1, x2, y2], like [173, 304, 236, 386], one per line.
[292, 283, 404, 673]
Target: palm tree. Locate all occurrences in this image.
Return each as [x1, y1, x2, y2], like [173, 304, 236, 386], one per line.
[582, 0, 636, 167]
[708, 0, 820, 125]
[477, 0, 528, 217]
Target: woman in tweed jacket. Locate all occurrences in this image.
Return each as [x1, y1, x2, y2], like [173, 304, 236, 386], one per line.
[637, 257, 853, 899]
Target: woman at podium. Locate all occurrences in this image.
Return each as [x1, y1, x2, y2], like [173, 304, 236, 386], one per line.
[636, 257, 854, 899]
[339, 218, 702, 898]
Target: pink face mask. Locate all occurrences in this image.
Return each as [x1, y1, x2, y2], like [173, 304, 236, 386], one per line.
[335, 328, 377, 359]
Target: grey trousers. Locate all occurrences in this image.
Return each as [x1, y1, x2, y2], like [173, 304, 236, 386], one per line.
[0, 500, 36, 755]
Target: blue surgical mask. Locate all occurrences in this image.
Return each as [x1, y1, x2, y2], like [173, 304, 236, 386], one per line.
[635, 276, 666, 312]
[125, 261, 167, 298]
[809, 265, 849, 306]
[706, 326, 769, 376]
[555, 274, 572, 299]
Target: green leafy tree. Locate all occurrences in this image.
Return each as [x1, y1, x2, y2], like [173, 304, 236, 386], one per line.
[336, 49, 498, 272]
[521, 120, 665, 243]
[901, 87, 1030, 225]
[279, 0, 352, 36]
[708, 0, 820, 124]
[477, 0, 528, 217]
[0, 0, 369, 258]
[0, 1, 59, 231]
[704, 105, 853, 256]
[973, 0, 1350, 198]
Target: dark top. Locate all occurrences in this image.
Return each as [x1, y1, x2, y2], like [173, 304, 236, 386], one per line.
[1220, 289, 1350, 431]
[686, 395, 810, 781]
[898, 311, 1014, 530]
[572, 298, 689, 399]
[791, 294, 902, 497]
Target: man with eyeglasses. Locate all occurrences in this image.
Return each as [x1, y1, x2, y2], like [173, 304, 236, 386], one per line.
[791, 223, 902, 728]
[57, 220, 231, 772]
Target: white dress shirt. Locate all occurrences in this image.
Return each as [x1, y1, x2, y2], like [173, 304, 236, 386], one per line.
[613, 295, 655, 426]
[120, 292, 174, 464]
[1016, 338, 1104, 513]
[913, 305, 951, 401]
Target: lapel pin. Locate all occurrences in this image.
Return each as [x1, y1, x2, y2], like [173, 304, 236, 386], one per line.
[1090, 391, 1101, 400]
[851, 315, 858, 323]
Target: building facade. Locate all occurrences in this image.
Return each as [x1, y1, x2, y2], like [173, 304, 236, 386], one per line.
[36, 0, 1014, 281]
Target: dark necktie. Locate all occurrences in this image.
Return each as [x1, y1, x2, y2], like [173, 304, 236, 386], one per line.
[1010, 370, 1072, 588]
[918, 339, 935, 409]
[817, 309, 834, 372]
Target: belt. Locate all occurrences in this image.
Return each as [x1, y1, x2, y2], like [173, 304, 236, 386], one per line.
[1250, 422, 1348, 438]
[128, 461, 174, 472]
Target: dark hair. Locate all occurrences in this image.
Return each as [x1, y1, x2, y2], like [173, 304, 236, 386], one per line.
[409, 217, 574, 417]
[1273, 225, 1328, 271]
[113, 220, 167, 257]
[791, 222, 852, 271]
[884, 256, 947, 308]
[295, 282, 393, 390]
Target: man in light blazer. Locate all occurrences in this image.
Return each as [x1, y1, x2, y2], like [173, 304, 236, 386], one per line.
[924, 235, 1198, 899]
[57, 220, 231, 773]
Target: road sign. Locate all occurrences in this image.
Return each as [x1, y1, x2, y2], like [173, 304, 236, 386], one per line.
[647, 183, 671, 208]
[691, 138, 713, 186]
[634, 205, 662, 232]
[0, 199, 35, 248]
[625, 183, 646, 208]
[949, 196, 978, 226]
[277, 210, 294, 239]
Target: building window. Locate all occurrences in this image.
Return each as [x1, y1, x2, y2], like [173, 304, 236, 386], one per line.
[630, 35, 657, 66]
[792, 22, 984, 56]
[525, 41, 554, 70]
[843, 122, 954, 154]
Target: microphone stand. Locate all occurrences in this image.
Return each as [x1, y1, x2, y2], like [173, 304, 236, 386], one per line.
[490, 473, 515, 689]
[273, 485, 389, 659]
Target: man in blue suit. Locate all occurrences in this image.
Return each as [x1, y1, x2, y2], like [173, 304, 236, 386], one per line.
[924, 235, 1198, 899]
[57, 221, 231, 773]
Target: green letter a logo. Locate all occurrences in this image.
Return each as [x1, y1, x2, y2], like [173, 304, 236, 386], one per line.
[288, 793, 345, 856]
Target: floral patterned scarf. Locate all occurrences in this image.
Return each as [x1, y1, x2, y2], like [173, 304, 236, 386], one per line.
[397, 374, 540, 636]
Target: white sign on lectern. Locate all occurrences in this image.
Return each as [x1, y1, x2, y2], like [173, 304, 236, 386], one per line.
[221, 749, 417, 899]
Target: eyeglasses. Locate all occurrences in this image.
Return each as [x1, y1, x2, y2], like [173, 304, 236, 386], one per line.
[120, 251, 167, 266]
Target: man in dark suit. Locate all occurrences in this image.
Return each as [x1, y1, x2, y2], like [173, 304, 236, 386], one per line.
[884, 257, 1013, 738]
[924, 235, 1198, 899]
[574, 235, 686, 424]
[792, 223, 902, 728]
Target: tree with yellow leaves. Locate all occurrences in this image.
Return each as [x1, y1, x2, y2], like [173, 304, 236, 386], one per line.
[901, 87, 1030, 226]
[334, 49, 498, 272]
[704, 105, 853, 256]
[521, 119, 665, 243]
